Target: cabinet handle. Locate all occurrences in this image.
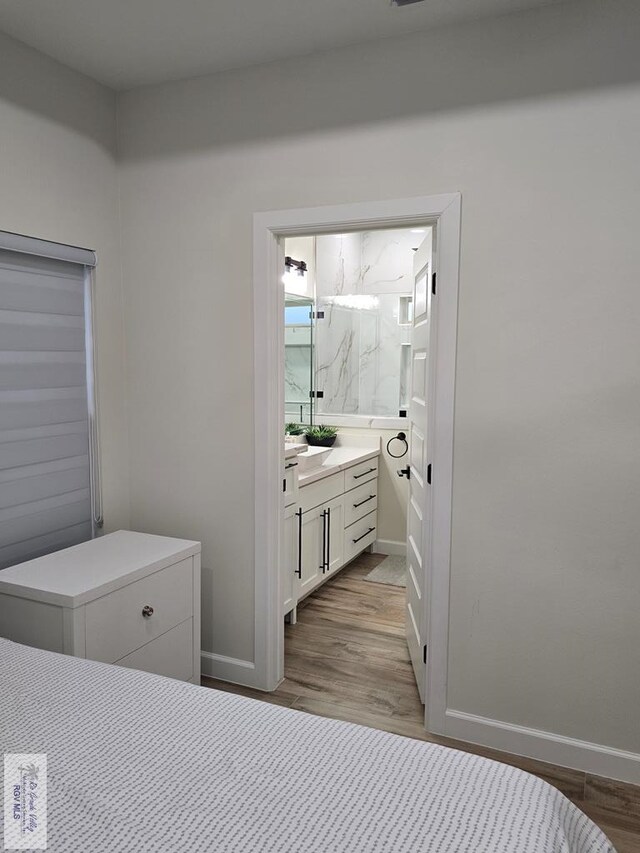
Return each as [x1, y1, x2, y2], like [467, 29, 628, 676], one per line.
[285, 462, 298, 470]
[353, 494, 376, 508]
[320, 510, 327, 572]
[352, 527, 375, 545]
[326, 506, 331, 572]
[353, 467, 376, 480]
[295, 508, 302, 579]
[141, 605, 154, 618]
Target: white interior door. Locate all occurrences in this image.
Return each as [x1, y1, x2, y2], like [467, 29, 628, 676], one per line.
[405, 232, 433, 704]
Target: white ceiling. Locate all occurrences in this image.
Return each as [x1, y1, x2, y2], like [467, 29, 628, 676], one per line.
[0, 0, 568, 91]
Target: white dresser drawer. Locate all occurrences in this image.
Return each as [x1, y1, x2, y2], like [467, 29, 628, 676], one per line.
[115, 619, 194, 682]
[344, 510, 377, 564]
[300, 471, 345, 512]
[344, 458, 378, 492]
[85, 557, 193, 664]
[344, 479, 378, 528]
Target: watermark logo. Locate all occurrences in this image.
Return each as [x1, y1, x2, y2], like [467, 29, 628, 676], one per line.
[4, 753, 47, 849]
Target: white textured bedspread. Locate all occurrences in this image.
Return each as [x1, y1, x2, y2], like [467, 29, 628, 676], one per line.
[0, 639, 615, 852]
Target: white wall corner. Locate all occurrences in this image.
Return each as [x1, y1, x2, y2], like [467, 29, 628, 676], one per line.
[373, 539, 406, 557]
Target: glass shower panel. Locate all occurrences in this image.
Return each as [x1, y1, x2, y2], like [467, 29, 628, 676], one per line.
[284, 297, 314, 425]
[314, 293, 411, 418]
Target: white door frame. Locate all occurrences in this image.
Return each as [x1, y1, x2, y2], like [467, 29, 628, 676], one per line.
[252, 194, 461, 734]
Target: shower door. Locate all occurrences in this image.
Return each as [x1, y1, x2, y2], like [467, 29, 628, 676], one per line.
[284, 296, 315, 426]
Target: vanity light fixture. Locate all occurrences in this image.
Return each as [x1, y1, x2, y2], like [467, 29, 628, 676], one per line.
[282, 256, 308, 293]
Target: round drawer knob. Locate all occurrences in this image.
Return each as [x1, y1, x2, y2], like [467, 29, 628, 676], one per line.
[141, 605, 154, 618]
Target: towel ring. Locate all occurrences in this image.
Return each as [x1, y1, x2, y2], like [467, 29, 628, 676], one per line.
[386, 432, 408, 459]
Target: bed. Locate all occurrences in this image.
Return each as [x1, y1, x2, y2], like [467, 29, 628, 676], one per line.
[0, 638, 615, 852]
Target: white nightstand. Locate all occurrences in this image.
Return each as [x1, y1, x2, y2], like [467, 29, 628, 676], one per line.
[0, 530, 201, 683]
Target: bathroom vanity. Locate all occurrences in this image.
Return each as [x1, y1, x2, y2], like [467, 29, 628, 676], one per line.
[282, 439, 380, 620]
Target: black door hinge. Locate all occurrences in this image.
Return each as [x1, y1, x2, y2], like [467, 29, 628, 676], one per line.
[313, 310, 325, 320]
[423, 644, 428, 664]
[432, 272, 436, 295]
[310, 390, 324, 399]
[426, 463, 432, 485]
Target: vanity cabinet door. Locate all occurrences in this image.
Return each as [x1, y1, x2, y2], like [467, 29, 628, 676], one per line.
[299, 505, 324, 598]
[283, 503, 297, 617]
[324, 495, 345, 576]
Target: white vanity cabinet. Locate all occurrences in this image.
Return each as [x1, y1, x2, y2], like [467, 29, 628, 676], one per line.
[297, 493, 346, 600]
[282, 452, 301, 618]
[325, 495, 345, 575]
[283, 503, 298, 616]
[0, 530, 201, 683]
[281, 448, 380, 617]
[285, 455, 378, 612]
[298, 502, 325, 598]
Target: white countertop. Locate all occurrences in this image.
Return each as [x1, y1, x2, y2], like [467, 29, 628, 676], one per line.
[284, 441, 306, 459]
[298, 444, 380, 487]
[0, 530, 201, 608]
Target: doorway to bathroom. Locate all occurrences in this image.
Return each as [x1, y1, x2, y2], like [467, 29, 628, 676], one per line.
[281, 225, 431, 711]
[253, 195, 461, 738]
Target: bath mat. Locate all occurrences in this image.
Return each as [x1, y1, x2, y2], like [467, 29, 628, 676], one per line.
[363, 555, 406, 588]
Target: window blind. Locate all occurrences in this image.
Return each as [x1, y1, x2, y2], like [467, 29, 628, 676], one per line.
[0, 234, 99, 570]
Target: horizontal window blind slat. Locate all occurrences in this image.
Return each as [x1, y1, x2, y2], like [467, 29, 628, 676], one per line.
[0, 387, 87, 403]
[0, 521, 92, 570]
[0, 351, 86, 364]
[0, 499, 91, 550]
[0, 456, 88, 485]
[0, 323, 86, 352]
[0, 364, 87, 392]
[0, 434, 89, 471]
[0, 487, 90, 524]
[0, 309, 85, 328]
[0, 421, 88, 445]
[0, 395, 88, 431]
[0, 278, 84, 316]
[0, 249, 87, 279]
[0, 466, 89, 511]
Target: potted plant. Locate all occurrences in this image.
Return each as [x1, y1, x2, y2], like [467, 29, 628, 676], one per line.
[285, 422, 305, 438]
[305, 425, 338, 448]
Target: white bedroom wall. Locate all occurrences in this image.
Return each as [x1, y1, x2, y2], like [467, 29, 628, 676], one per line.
[0, 32, 130, 530]
[116, 0, 640, 754]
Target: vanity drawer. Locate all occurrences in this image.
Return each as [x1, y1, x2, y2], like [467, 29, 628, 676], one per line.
[115, 619, 194, 682]
[344, 458, 378, 491]
[344, 510, 377, 564]
[283, 460, 299, 507]
[300, 471, 345, 512]
[344, 480, 379, 527]
[85, 557, 193, 664]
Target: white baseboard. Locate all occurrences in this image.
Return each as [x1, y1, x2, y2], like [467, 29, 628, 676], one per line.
[372, 539, 406, 557]
[200, 650, 259, 687]
[445, 709, 640, 785]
